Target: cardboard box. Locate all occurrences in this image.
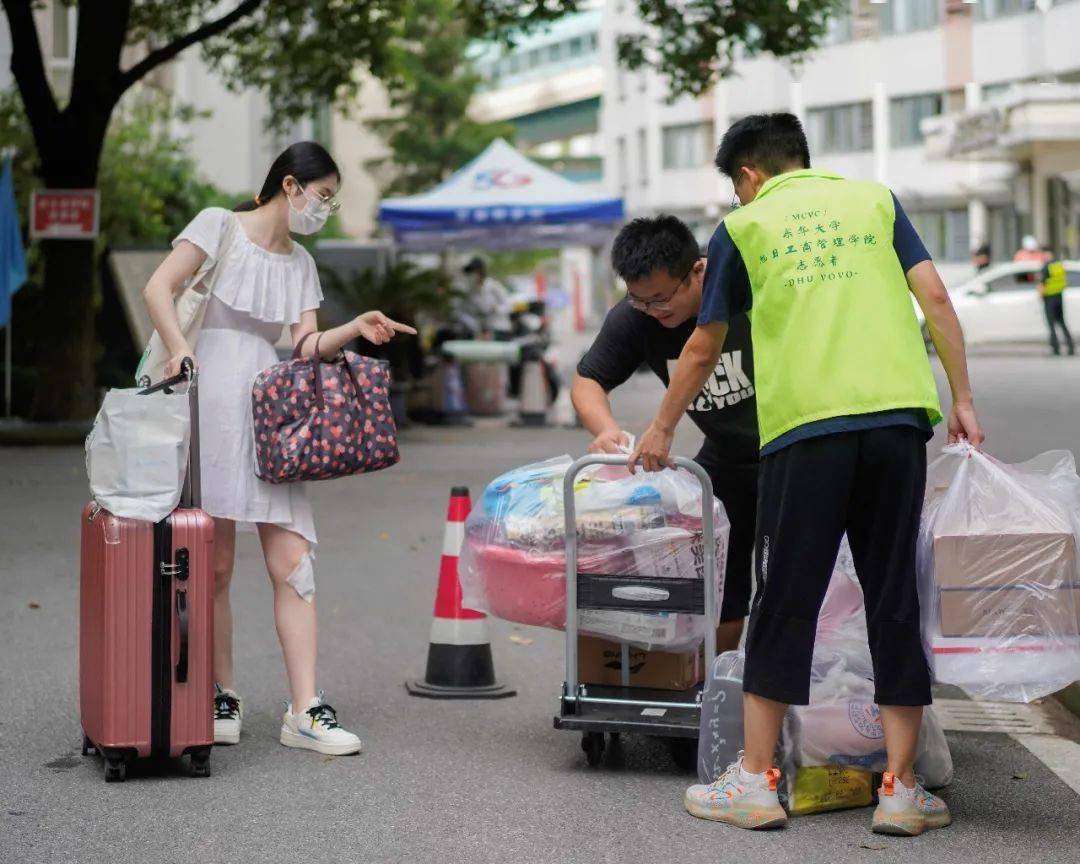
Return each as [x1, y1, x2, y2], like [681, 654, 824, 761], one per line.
[933, 532, 1077, 590]
[577, 635, 703, 690]
[938, 585, 1080, 638]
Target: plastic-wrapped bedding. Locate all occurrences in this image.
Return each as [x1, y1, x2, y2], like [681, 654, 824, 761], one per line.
[918, 444, 1080, 703]
[459, 455, 728, 651]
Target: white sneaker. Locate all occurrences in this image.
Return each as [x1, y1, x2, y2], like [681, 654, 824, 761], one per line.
[872, 772, 952, 836]
[684, 756, 788, 829]
[213, 684, 242, 745]
[279, 692, 362, 756]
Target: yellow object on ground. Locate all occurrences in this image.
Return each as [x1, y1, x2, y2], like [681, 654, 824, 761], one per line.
[787, 765, 874, 816]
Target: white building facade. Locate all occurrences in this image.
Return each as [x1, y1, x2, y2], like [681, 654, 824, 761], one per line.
[602, 0, 1080, 282]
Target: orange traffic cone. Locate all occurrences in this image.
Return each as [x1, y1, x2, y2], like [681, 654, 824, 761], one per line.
[406, 487, 515, 699]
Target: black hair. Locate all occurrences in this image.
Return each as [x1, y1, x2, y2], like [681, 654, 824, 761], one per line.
[610, 215, 700, 283]
[234, 141, 341, 212]
[463, 256, 487, 275]
[714, 113, 810, 180]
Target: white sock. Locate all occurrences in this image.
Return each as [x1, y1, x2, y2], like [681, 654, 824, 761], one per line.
[739, 763, 766, 783]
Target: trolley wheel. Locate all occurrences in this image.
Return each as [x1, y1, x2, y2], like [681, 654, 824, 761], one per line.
[667, 737, 697, 772]
[581, 732, 605, 767]
[104, 758, 127, 783]
[190, 750, 211, 778]
[81, 735, 96, 757]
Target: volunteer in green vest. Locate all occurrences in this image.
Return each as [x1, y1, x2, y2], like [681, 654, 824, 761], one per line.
[1039, 252, 1074, 356]
[630, 113, 985, 837]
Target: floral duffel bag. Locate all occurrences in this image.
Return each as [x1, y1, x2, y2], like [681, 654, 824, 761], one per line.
[252, 334, 399, 483]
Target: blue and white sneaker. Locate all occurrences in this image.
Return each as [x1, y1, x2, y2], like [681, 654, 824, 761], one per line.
[279, 692, 361, 756]
[214, 684, 242, 745]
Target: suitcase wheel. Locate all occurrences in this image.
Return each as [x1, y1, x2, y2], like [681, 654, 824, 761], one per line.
[667, 737, 697, 772]
[581, 732, 605, 767]
[104, 758, 127, 783]
[190, 749, 211, 778]
[81, 735, 96, 757]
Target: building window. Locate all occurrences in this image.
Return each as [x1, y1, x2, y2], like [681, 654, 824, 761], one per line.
[878, 0, 940, 36]
[982, 81, 1014, 102]
[890, 93, 943, 147]
[806, 102, 873, 153]
[976, 0, 1039, 20]
[823, 7, 854, 45]
[662, 122, 713, 170]
[52, 1, 73, 60]
[909, 207, 970, 262]
[617, 136, 628, 193]
[637, 128, 648, 187]
[568, 36, 585, 58]
[987, 204, 1020, 261]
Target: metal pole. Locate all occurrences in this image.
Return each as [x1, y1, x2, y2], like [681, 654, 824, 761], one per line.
[561, 454, 719, 698]
[4, 316, 11, 418]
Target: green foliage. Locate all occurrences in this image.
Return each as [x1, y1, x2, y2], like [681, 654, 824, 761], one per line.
[0, 89, 231, 251]
[365, 0, 517, 196]
[324, 258, 459, 325]
[97, 95, 234, 247]
[616, 0, 847, 100]
[322, 258, 460, 380]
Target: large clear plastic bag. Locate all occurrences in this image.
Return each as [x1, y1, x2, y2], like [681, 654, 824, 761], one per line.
[918, 444, 1080, 702]
[698, 538, 953, 800]
[459, 455, 728, 651]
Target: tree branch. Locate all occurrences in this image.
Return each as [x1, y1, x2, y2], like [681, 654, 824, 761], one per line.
[116, 0, 266, 97]
[1, 0, 60, 150]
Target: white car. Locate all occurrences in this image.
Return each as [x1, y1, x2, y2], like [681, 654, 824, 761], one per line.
[913, 260, 1080, 346]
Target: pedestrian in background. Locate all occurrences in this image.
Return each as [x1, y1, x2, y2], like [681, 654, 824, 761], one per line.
[142, 141, 414, 756]
[462, 256, 514, 339]
[632, 113, 984, 837]
[971, 238, 991, 272]
[1038, 249, 1075, 356]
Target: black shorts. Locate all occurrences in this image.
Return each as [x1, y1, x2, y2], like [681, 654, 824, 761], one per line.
[743, 425, 932, 707]
[695, 439, 757, 624]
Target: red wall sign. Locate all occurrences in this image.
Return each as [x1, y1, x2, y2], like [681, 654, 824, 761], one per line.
[30, 189, 100, 239]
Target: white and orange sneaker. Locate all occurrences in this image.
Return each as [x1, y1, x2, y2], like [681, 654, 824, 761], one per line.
[872, 772, 952, 836]
[684, 757, 788, 829]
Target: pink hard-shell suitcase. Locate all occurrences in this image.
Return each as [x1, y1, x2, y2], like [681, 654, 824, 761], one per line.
[80, 361, 215, 781]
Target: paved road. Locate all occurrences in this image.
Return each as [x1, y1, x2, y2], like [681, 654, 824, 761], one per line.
[2, 349, 1079, 864]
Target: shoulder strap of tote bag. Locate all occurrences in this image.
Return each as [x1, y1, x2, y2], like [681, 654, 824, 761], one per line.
[136, 212, 239, 383]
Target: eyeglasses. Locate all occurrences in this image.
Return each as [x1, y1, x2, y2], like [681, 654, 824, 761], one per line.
[627, 262, 695, 312]
[297, 181, 342, 214]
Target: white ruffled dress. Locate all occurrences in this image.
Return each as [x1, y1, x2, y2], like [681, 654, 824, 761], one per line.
[175, 207, 322, 559]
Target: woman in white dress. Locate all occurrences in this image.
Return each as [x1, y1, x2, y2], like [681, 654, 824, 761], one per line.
[143, 142, 414, 755]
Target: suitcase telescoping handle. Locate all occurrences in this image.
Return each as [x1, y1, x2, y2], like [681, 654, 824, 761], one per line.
[561, 455, 718, 701]
[138, 358, 201, 510]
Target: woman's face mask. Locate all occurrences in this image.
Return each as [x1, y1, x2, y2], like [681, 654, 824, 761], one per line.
[287, 181, 335, 235]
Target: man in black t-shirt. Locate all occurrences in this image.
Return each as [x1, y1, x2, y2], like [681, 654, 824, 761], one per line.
[572, 215, 758, 651]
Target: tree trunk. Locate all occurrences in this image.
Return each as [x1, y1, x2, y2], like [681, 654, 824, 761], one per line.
[29, 237, 98, 420]
[30, 119, 108, 422]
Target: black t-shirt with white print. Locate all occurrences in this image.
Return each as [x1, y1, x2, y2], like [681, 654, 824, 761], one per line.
[576, 300, 759, 465]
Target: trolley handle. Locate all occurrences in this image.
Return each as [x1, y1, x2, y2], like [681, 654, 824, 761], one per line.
[561, 455, 719, 700]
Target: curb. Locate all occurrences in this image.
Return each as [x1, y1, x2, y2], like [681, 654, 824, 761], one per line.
[1055, 683, 1080, 720]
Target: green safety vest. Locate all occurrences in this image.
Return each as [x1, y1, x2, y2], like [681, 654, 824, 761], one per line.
[1044, 260, 1067, 297]
[723, 168, 942, 449]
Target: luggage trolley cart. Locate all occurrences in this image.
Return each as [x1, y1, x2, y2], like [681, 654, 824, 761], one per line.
[554, 454, 719, 768]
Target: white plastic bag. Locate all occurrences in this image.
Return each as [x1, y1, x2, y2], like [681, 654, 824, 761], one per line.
[918, 444, 1080, 702]
[459, 455, 728, 650]
[86, 387, 191, 522]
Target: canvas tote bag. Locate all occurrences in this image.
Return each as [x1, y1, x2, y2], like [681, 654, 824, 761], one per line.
[135, 212, 237, 384]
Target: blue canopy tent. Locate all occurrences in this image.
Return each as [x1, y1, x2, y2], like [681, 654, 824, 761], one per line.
[378, 139, 624, 251]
